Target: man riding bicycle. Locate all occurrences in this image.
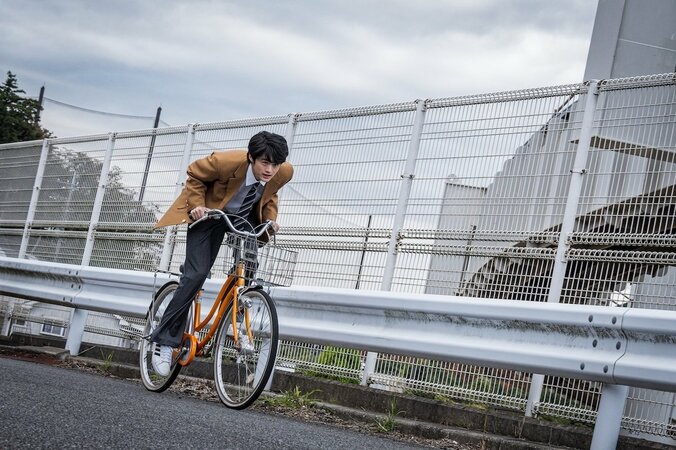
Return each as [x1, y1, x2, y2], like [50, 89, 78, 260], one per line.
[149, 131, 294, 376]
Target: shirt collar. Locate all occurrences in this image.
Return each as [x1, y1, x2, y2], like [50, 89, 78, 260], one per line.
[245, 164, 266, 186]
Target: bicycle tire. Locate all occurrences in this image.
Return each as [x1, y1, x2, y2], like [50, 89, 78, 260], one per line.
[139, 282, 185, 392]
[213, 288, 279, 409]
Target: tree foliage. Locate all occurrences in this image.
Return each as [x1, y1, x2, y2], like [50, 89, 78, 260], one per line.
[27, 146, 163, 269]
[0, 71, 52, 144]
[0, 72, 164, 269]
[46, 147, 161, 226]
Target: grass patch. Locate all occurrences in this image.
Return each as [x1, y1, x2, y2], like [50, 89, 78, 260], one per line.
[374, 399, 403, 433]
[301, 345, 361, 385]
[99, 350, 114, 373]
[263, 386, 319, 409]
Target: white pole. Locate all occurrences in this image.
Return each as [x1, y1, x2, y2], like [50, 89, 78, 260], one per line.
[284, 113, 298, 157]
[526, 81, 600, 417]
[361, 99, 427, 386]
[158, 124, 196, 271]
[267, 113, 298, 392]
[18, 139, 50, 259]
[81, 133, 116, 266]
[590, 384, 629, 450]
[65, 308, 88, 356]
[64, 134, 117, 355]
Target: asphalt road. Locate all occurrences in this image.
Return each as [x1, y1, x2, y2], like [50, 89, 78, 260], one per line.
[0, 357, 427, 450]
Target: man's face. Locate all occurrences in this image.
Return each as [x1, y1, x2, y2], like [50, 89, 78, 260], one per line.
[251, 157, 281, 182]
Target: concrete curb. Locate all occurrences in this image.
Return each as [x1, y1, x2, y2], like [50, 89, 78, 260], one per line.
[309, 401, 564, 450]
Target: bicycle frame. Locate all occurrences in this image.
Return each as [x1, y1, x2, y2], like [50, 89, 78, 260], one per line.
[177, 260, 254, 366]
[168, 211, 273, 367]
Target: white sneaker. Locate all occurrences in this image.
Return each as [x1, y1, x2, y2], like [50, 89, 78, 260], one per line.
[151, 344, 173, 376]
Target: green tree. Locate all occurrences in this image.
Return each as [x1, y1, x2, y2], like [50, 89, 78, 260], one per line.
[0, 71, 51, 144]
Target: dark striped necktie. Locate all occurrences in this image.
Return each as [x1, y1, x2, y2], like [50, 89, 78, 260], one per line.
[231, 182, 260, 230]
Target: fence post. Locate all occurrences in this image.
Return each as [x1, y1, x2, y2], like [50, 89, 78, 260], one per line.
[18, 139, 50, 259]
[284, 113, 298, 156]
[266, 114, 297, 216]
[525, 81, 600, 417]
[63, 134, 116, 355]
[265, 113, 299, 393]
[361, 99, 427, 386]
[81, 133, 116, 266]
[66, 133, 115, 355]
[158, 125, 196, 271]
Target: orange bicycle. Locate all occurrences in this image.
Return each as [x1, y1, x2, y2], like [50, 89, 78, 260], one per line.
[139, 211, 295, 409]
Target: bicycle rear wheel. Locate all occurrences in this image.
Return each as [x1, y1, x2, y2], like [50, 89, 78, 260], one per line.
[139, 282, 185, 392]
[213, 289, 279, 409]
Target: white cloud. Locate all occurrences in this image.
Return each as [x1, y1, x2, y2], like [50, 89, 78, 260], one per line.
[0, 0, 599, 137]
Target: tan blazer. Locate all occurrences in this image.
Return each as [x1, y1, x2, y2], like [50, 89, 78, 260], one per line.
[155, 150, 294, 229]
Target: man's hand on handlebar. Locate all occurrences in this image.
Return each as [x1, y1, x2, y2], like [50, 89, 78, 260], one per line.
[189, 206, 211, 221]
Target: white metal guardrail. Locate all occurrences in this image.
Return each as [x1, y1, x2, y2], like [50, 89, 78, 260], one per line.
[271, 286, 676, 394]
[1, 255, 675, 392]
[1, 255, 675, 449]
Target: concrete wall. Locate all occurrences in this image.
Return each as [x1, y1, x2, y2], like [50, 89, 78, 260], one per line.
[584, 0, 676, 80]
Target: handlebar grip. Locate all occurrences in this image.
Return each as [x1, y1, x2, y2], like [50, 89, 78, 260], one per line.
[188, 214, 208, 229]
[187, 209, 224, 230]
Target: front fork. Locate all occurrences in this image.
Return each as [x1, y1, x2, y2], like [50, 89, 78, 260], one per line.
[232, 285, 255, 349]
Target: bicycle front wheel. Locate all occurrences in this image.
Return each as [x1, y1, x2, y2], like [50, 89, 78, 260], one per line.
[139, 282, 184, 392]
[213, 289, 279, 409]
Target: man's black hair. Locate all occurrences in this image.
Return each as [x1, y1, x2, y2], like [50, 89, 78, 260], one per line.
[248, 131, 288, 164]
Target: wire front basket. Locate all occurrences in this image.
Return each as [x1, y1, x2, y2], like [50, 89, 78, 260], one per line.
[223, 235, 297, 287]
[256, 243, 298, 287]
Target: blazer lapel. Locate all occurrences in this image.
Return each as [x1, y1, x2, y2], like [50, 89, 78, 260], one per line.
[218, 156, 248, 209]
[260, 177, 281, 206]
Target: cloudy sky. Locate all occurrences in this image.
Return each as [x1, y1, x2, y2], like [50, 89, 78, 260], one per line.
[1, 1, 598, 138]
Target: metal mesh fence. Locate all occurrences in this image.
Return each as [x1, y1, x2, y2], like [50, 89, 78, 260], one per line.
[1, 73, 674, 440]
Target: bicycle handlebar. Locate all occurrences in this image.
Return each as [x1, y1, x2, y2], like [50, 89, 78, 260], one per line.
[188, 209, 273, 238]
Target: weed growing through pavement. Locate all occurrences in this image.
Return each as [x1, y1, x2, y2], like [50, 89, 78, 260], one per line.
[263, 386, 319, 409]
[99, 350, 114, 373]
[375, 399, 403, 433]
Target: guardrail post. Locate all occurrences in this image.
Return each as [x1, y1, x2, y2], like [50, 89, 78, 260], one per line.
[526, 81, 600, 417]
[158, 124, 196, 271]
[590, 384, 629, 450]
[361, 99, 427, 386]
[81, 133, 116, 266]
[65, 308, 88, 356]
[18, 139, 50, 259]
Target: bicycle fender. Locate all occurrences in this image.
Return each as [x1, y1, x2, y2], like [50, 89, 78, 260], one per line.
[239, 285, 264, 296]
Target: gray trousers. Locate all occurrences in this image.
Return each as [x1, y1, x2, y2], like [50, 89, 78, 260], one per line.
[149, 219, 228, 347]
